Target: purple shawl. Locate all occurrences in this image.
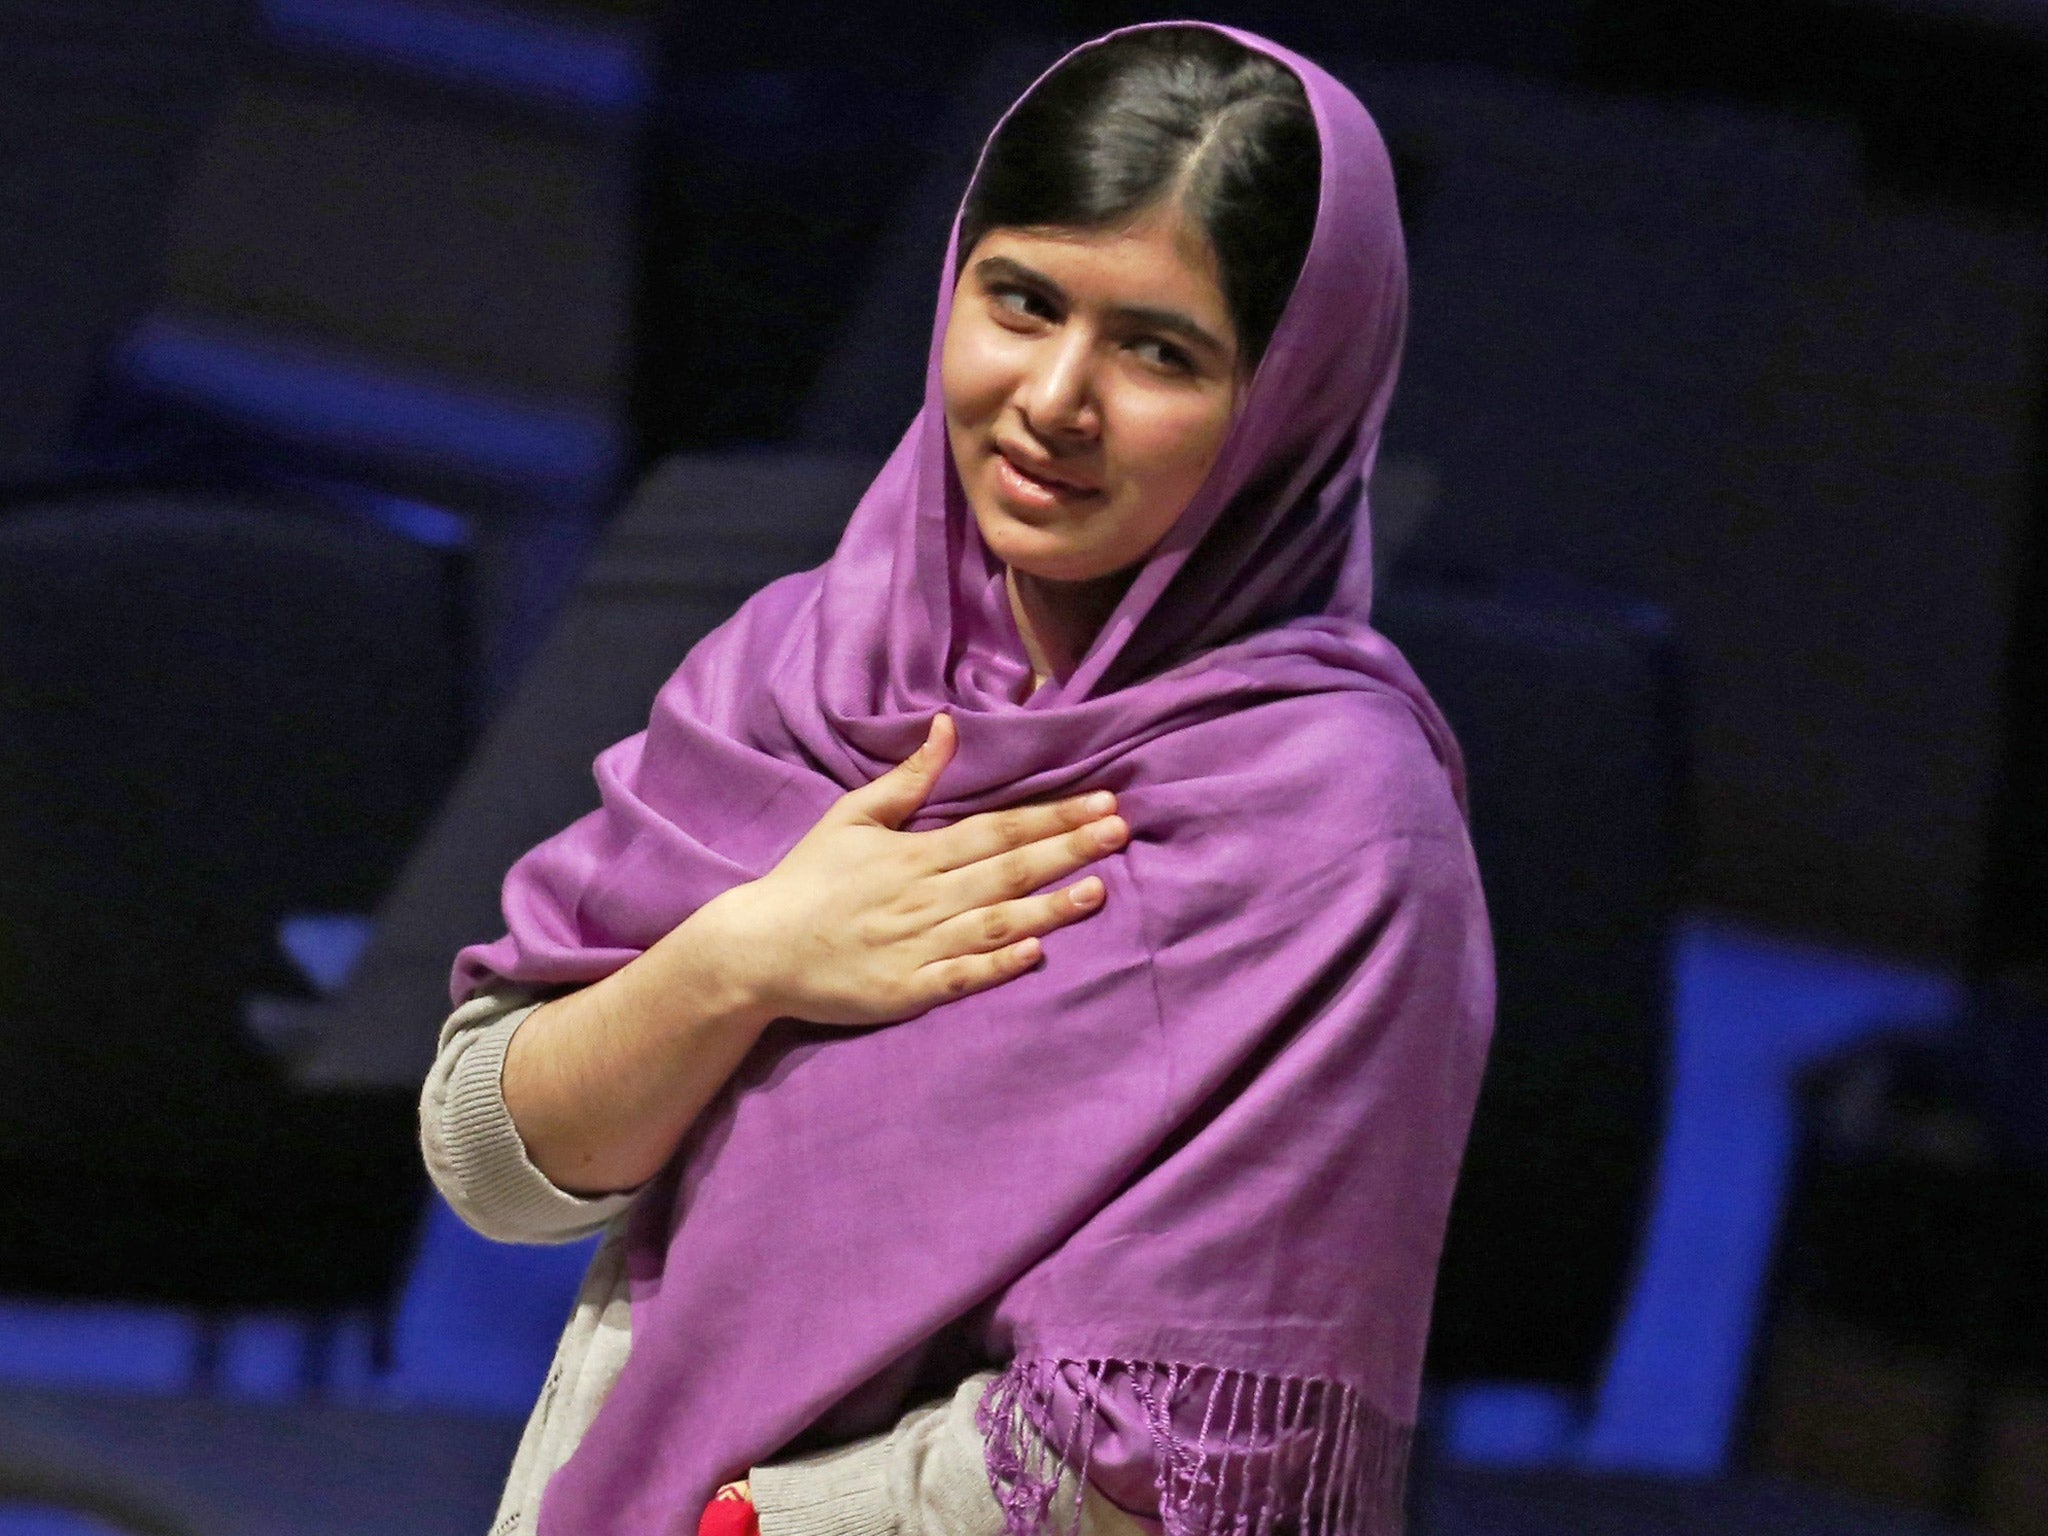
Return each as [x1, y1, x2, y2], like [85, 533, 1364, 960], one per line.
[455, 23, 1494, 1536]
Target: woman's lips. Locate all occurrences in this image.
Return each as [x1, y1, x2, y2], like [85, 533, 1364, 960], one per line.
[992, 447, 1101, 511]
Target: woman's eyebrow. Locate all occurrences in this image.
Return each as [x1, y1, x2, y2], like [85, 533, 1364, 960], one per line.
[971, 254, 1230, 360]
[973, 254, 1063, 299]
[1111, 302, 1229, 359]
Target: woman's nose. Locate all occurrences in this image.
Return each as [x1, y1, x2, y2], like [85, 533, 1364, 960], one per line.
[1018, 333, 1099, 440]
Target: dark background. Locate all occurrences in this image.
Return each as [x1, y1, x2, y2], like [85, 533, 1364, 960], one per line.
[1, 2, 2045, 1533]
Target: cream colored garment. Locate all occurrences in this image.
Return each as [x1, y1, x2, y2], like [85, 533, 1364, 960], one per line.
[420, 991, 1155, 1536]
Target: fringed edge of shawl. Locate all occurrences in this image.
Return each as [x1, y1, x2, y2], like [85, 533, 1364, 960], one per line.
[976, 1357, 1412, 1536]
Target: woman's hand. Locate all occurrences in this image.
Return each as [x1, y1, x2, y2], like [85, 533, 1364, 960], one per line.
[496, 714, 1126, 1195]
[695, 714, 1127, 1027]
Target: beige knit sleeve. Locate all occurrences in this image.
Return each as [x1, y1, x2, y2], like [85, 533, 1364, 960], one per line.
[752, 1372, 1159, 1536]
[419, 988, 642, 1244]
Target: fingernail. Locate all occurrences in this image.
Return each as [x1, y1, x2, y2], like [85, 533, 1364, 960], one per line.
[1094, 817, 1127, 849]
[1072, 877, 1104, 907]
[1081, 790, 1115, 813]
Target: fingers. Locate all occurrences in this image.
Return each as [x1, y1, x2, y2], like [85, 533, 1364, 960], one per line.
[922, 788, 1120, 873]
[838, 714, 957, 830]
[932, 813, 1127, 915]
[928, 876, 1106, 959]
[910, 936, 1045, 1009]
[904, 870, 1112, 1011]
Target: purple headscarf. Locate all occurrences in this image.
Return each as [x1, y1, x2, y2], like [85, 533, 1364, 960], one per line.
[456, 22, 1493, 1536]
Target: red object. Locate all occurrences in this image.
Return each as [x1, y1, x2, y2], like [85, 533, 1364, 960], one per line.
[697, 1488, 759, 1536]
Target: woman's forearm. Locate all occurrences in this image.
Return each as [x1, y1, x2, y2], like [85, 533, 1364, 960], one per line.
[501, 900, 776, 1196]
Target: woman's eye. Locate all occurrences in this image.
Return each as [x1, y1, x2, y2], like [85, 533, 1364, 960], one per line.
[1132, 337, 1195, 374]
[991, 286, 1050, 321]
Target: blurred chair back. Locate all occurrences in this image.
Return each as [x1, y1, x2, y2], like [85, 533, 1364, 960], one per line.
[1376, 572, 1685, 1393]
[0, 489, 463, 1316]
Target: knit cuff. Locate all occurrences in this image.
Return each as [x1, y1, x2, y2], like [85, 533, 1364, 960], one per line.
[752, 1434, 897, 1536]
[435, 1005, 640, 1243]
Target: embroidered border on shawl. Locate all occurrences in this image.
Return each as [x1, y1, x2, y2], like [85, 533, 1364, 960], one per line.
[977, 1357, 1413, 1536]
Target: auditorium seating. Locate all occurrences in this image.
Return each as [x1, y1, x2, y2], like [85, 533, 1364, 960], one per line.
[0, 489, 465, 1368]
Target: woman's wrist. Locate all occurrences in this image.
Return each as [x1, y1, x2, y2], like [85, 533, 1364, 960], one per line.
[499, 897, 781, 1195]
[661, 882, 784, 1035]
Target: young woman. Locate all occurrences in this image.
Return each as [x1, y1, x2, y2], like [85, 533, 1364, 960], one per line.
[422, 23, 1494, 1536]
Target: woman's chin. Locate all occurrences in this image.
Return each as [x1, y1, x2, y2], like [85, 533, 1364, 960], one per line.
[993, 544, 1114, 587]
[974, 518, 1108, 585]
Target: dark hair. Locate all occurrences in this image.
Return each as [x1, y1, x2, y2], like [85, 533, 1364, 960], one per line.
[958, 27, 1319, 369]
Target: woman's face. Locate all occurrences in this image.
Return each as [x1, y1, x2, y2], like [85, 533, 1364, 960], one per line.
[941, 206, 1244, 586]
